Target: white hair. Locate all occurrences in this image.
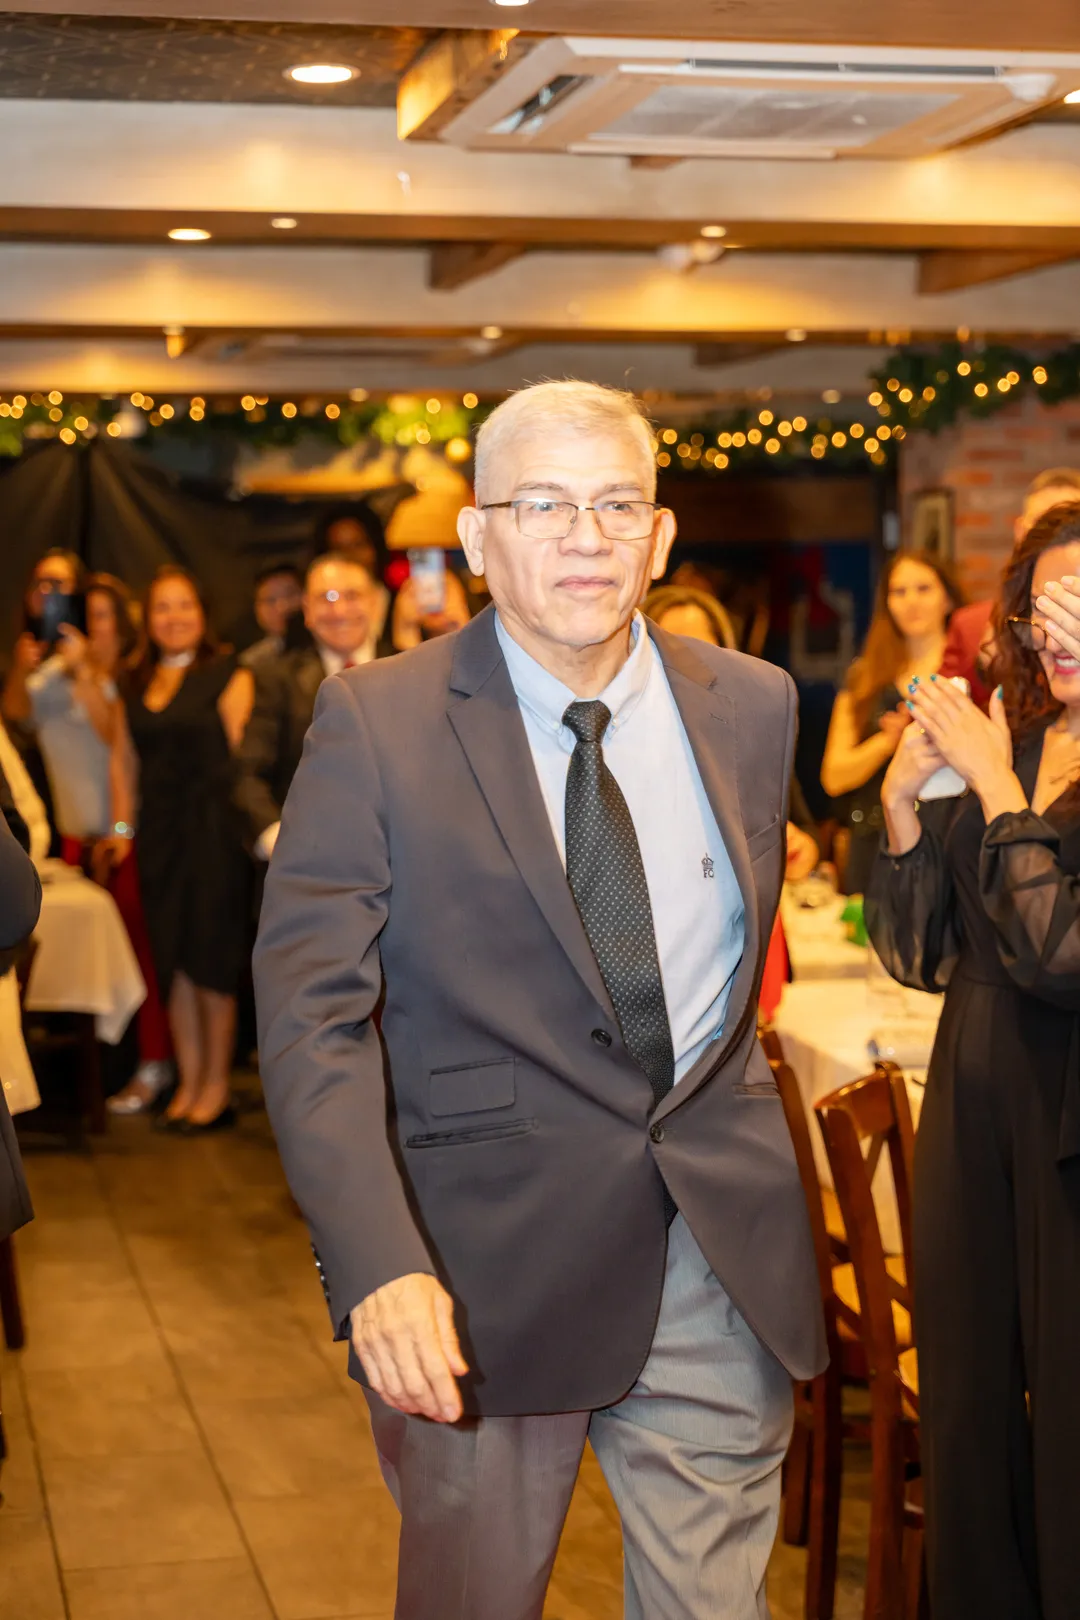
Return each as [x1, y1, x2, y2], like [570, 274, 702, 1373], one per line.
[473, 380, 658, 506]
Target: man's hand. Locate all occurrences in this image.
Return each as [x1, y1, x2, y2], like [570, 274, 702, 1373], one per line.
[785, 822, 819, 883]
[351, 1272, 468, 1423]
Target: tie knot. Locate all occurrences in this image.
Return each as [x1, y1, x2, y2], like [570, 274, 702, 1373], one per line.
[562, 700, 611, 750]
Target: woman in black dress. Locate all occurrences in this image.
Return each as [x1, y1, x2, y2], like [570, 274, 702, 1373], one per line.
[866, 503, 1080, 1620]
[822, 551, 959, 894]
[126, 567, 253, 1132]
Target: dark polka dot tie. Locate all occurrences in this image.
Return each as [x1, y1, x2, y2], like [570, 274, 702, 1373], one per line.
[563, 700, 675, 1111]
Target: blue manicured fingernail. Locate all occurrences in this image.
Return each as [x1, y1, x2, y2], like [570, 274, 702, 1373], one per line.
[906, 700, 914, 710]
[930, 674, 938, 682]
[995, 685, 1004, 699]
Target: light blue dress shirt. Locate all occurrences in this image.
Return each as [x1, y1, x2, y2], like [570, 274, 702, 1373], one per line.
[494, 611, 745, 1083]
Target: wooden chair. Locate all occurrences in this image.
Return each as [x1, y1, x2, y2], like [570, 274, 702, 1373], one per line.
[17, 939, 106, 1136]
[773, 1053, 846, 1620]
[816, 1068, 924, 1620]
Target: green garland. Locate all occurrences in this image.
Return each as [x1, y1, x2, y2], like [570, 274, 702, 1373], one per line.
[868, 340, 1080, 435]
[0, 391, 492, 460]
[11, 339, 1078, 473]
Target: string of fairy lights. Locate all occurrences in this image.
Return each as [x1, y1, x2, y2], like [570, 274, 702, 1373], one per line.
[4, 341, 1080, 469]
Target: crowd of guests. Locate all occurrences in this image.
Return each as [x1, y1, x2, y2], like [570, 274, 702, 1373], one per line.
[3, 468, 1079, 1612]
[0, 525, 472, 1132]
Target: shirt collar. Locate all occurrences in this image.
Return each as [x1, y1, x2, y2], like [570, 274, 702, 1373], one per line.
[494, 610, 654, 747]
[318, 640, 374, 677]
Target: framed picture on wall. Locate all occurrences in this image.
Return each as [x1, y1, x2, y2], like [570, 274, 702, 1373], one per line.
[910, 488, 955, 563]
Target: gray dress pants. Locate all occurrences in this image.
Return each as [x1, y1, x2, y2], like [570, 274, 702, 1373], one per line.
[364, 1215, 794, 1620]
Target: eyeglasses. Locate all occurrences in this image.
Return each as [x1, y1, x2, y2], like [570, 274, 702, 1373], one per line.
[1007, 616, 1048, 652]
[481, 498, 659, 542]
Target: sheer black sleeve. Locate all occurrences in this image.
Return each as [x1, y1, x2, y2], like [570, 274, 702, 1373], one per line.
[979, 809, 1080, 1011]
[864, 812, 960, 994]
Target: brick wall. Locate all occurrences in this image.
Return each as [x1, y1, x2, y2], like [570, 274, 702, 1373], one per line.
[898, 395, 1080, 599]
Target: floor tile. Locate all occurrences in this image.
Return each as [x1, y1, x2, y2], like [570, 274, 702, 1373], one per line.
[198, 1391, 383, 1499]
[0, 1382, 45, 1514]
[43, 1449, 245, 1569]
[66, 1556, 274, 1620]
[19, 1290, 164, 1373]
[236, 1487, 400, 1619]
[0, 1510, 66, 1620]
[173, 1330, 339, 1405]
[25, 1366, 200, 1460]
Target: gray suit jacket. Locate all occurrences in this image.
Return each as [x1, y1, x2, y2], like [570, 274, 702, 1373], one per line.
[254, 606, 826, 1415]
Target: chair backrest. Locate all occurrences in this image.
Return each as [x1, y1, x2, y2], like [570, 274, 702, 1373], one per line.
[770, 1050, 841, 1362]
[815, 1064, 914, 1405]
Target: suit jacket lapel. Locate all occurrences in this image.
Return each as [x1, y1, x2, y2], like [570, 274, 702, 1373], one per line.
[447, 609, 615, 1019]
[649, 625, 763, 1114]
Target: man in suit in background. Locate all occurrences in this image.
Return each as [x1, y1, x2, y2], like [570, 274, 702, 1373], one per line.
[239, 563, 304, 672]
[234, 552, 388, 862]
[254, 381, 824, 1620]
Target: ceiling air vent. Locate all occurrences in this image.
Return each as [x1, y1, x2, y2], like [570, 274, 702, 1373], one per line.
[432, 38, 1080, 160]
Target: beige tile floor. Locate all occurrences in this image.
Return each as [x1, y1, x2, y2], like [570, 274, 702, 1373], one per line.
[0, 1089, 871, 1619]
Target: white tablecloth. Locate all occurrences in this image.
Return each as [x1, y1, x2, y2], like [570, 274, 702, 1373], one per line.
[780, 890, 868, 981]
[25, 865, 146, 1044]
[773, 978, 942, 1253]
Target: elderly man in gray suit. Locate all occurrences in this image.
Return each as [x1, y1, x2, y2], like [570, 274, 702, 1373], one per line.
[254, 380, 825, 1620]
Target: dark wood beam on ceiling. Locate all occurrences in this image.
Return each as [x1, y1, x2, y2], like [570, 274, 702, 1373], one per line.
[694, 342, 788, 367]
[917, 248, 1080, 295]
[629, 156, 684, 171]
[428, 240, 525, 290]
[397, 27, 534, 142]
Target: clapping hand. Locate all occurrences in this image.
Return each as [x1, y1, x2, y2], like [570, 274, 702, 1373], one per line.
[1036, 576, 1080, 661]
[882, 716, 949, 809]
[907, 676, 1012, 791]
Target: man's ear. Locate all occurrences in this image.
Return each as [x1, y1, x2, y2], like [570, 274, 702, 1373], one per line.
[649, 508, 677, 582]
[458, 507, 486, 577]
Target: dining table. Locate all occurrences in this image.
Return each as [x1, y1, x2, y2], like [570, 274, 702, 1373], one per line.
[0, 861, 146, 1118]
[772, 974, 943, 1254]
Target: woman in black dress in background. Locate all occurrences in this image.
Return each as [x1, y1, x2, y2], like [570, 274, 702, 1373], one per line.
[822, 551, 959, 894]
[866, 504, 1080, 1620]
[126, 567, 253, 1132]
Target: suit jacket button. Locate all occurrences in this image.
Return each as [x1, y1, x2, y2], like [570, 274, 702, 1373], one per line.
[591, 1029, 612, 1047]
[649, 1123, 665, 1143]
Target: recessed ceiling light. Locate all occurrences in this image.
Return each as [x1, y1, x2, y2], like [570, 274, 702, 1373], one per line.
[785, 328, 808, 343]
[167, 227, 211, 242]
[480, 324, 504, 341]
[271, 217, 298, 230]
[1065, 89, 1080, 104]
[490, 0, 533, 7]
[822, 388, 842, 404]
[287, 63, 356, 86]
[700, 224, 727, 239]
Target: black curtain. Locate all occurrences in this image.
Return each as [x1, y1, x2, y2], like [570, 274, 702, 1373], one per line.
[0, 440, 401, 652]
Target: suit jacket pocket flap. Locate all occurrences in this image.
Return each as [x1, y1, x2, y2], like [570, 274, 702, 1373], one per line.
[429, 1058, 515, 1117]
[746, 816, 781, 859]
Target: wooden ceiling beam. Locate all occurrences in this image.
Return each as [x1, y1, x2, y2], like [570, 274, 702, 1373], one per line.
[694, 342, 789, 367]
[428, 240, 526, 291]
[397, 28, 532, 142]
[917, 247, 1080, 294]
